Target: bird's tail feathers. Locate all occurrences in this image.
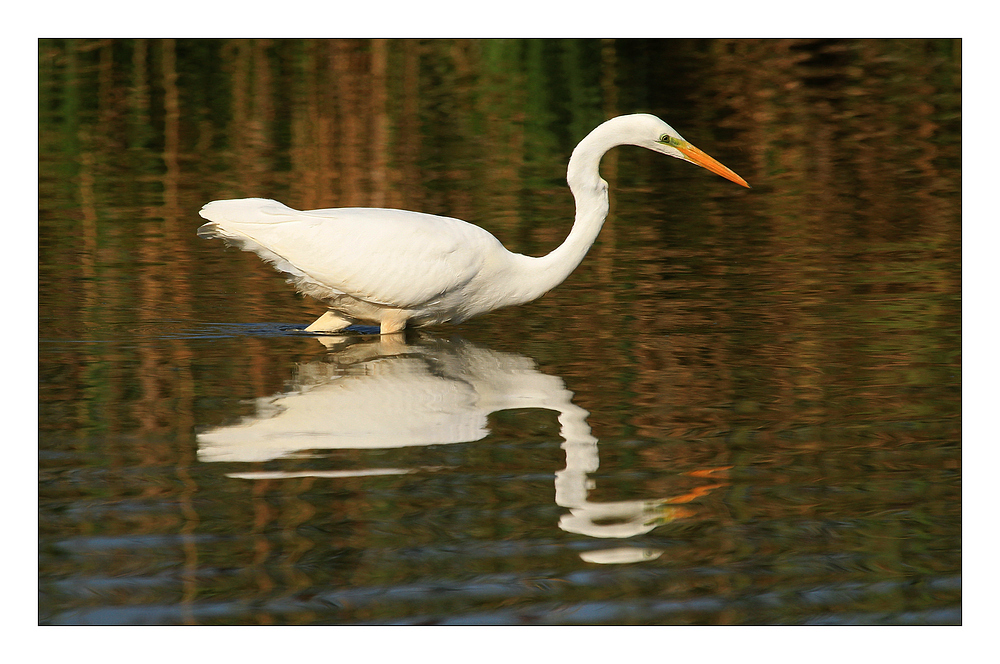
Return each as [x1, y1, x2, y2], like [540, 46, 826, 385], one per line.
[198, 198, 299, 226]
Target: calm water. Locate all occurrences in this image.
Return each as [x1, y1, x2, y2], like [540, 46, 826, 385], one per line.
[38, 39, 960, 625]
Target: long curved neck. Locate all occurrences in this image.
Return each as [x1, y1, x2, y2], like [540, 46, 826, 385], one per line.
[515, 120, 624, 301]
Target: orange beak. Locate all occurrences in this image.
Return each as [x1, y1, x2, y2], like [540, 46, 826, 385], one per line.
[676, 141, 750, 188]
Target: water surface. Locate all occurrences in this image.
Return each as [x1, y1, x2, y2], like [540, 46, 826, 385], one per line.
[38, 38, 960, 625]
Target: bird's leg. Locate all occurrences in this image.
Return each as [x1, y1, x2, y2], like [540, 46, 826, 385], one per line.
[379, 311, 408, 335]
[305, 311, 352, 333]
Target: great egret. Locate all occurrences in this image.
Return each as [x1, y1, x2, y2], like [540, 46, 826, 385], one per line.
[198, 113, 749, 334]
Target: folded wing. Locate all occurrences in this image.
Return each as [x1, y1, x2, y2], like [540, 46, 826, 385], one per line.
[198, 198, 503, 309]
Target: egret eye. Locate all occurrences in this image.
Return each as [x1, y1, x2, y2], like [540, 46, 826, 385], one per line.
[660, 134, 673, 145]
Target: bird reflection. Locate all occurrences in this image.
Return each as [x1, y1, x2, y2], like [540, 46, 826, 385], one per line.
[197, 333, 719, 564]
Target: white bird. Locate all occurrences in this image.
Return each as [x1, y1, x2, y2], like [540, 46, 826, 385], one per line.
[198, 113, 749, 334]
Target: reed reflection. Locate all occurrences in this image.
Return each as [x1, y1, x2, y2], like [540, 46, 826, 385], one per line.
[197, 334, 725, 564]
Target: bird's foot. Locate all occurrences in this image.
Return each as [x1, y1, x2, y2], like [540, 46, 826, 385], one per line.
[305, 311, 352, 333]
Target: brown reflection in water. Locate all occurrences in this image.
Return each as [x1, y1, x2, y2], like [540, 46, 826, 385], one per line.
[282, 39, 403, 211]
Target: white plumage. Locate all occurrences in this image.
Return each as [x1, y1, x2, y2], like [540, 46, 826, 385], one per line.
[198, 114, 748, 334]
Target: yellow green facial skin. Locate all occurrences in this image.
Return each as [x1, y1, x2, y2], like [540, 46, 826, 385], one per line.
[659, 134, 750, 188]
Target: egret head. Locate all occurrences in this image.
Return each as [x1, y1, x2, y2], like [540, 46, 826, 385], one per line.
[620, 113, 750, 188]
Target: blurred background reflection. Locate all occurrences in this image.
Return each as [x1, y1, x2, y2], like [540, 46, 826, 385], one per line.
[39, 39, 960, 625]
